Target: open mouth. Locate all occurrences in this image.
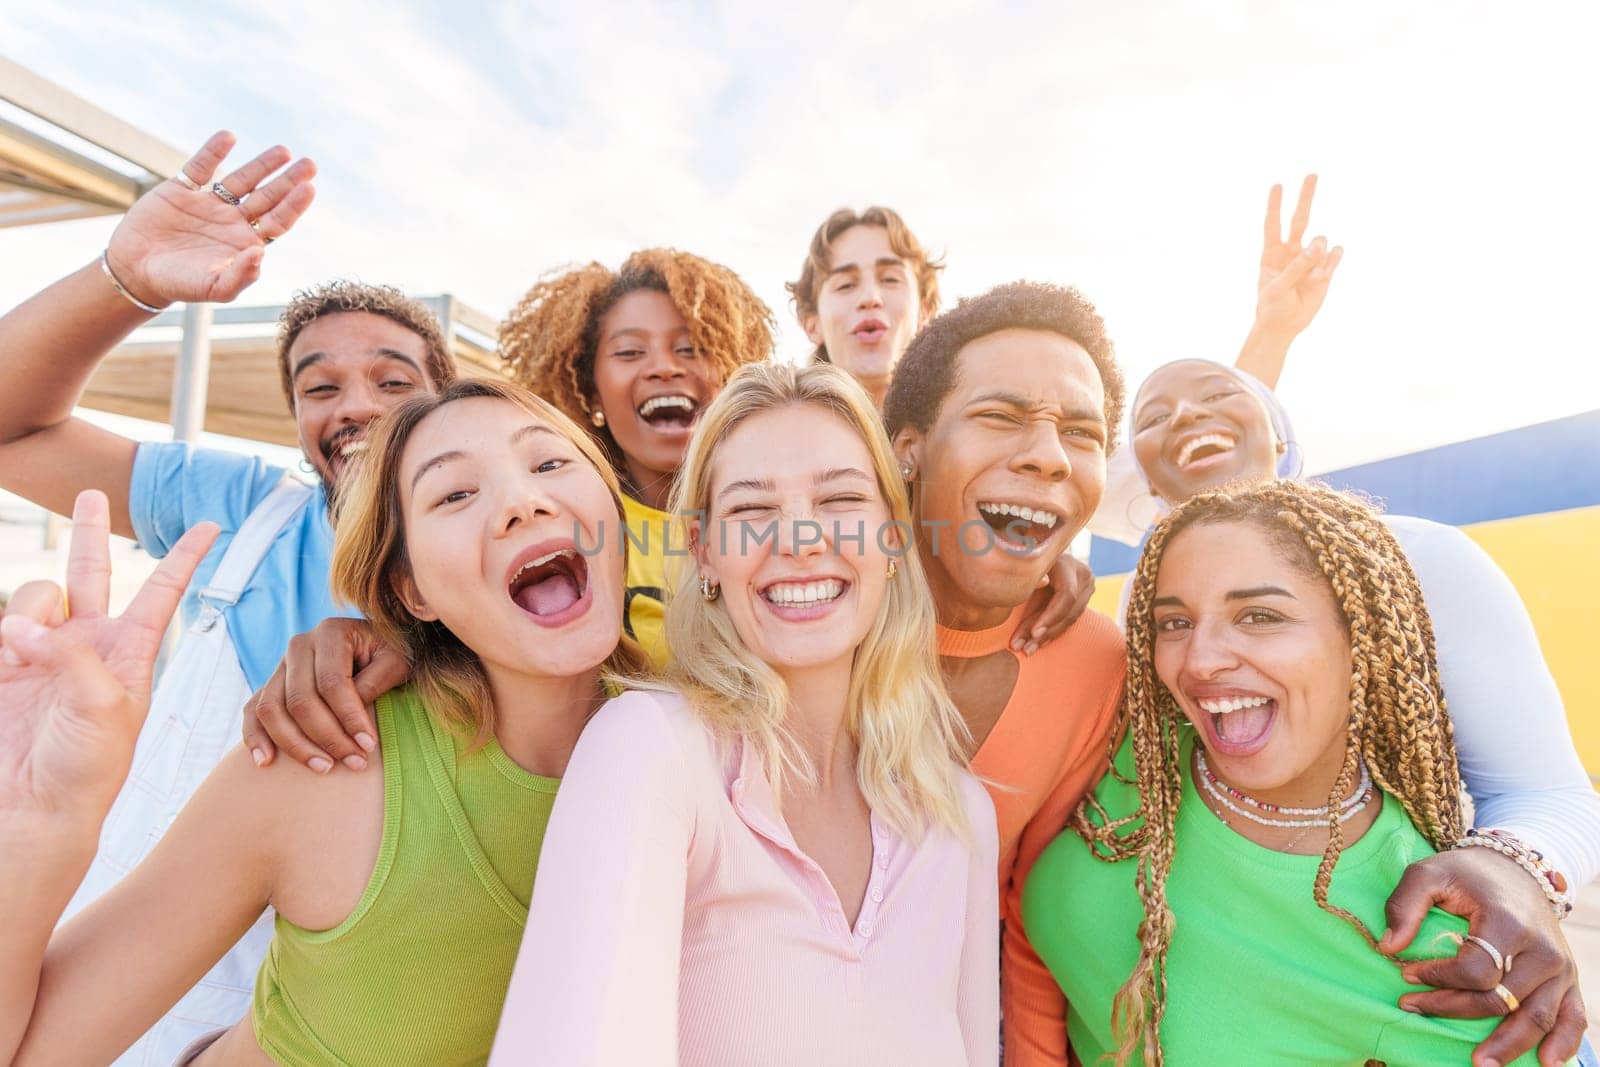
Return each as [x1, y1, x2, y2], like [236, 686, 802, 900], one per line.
[1195, 694, 1277, 754]
[1175, 432, 1237, 470]
[322, 427, 367, 468]
[759, 577, 849, 620]
[636, 394, 699, 432]
[508, 546, 591, 625]
[851, 318, 889, 344]
[976, 500, 1062, 551]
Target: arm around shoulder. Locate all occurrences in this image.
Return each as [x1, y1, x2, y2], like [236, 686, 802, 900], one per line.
[1389, 515, 1600, 888]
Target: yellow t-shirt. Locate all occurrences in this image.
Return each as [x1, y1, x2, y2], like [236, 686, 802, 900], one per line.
[620, 493, 674, 669]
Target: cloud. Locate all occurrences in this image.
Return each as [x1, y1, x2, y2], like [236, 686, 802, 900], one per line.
[2, 0, 1597, 472]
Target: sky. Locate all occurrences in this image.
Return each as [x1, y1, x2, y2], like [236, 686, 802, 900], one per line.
[2, 0, 1597, 473]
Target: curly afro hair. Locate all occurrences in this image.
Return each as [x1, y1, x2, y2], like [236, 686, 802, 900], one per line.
[276, 281, 454, 410]
[499, 249, 776, 464]
[882, 280, 1125, 453]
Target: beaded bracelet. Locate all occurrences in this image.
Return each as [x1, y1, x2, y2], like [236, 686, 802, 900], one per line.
[1455, 827, 1574, 920]
[99, 250, 164, 314]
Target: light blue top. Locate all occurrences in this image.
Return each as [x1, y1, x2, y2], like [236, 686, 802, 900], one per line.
[129, 440, 357, 690]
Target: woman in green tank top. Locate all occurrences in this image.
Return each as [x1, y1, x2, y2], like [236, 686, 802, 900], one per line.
[0, 378, 647, 1065]
[1020, 480, 1578, 1067]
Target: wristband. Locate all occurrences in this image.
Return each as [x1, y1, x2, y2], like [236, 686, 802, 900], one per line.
[1455, 827, 1574, 920]
[98, 251, 164, 314]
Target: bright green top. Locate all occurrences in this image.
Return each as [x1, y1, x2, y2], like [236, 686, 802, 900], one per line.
[1022, 728, 1563, 1067]
[251, 687, 559, 1066]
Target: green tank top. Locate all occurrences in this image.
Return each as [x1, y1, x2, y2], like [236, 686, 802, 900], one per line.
[252, 686, 559, 1065]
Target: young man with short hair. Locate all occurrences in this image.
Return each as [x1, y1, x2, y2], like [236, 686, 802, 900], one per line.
[0, 130, 452, 1062]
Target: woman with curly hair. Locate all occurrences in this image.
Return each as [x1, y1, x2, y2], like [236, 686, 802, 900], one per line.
[500, 249, 775, 666]
[1022, 480, 1576, 1066]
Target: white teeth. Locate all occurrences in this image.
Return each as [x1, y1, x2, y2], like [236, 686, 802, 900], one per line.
[340, 440, 367, 458]
[1176, 433, 1236, 469]
[977, 502, 1059, 529]
[763, 579, 844, 605]
[512, 549, 575, 584]
[1197, 695, 1271, 715]
[639, 395, 695, 416]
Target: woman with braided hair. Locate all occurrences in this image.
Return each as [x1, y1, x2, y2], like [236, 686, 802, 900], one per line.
[1097, 357, 1597, 1067]
[499, 249, 776, 666]
[1022, 480, 1575, 1066]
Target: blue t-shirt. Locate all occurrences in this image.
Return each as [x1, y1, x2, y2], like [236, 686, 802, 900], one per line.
[129, 441, 357, 691]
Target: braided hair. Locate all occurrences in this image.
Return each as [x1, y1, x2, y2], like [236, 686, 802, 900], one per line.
[1069, 479, 1465, 1065]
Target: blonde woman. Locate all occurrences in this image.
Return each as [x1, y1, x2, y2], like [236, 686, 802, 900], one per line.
[0, 379, 644, 1064]
[492, 362, 999, 1066]
[1022, 481, 1577, 1066]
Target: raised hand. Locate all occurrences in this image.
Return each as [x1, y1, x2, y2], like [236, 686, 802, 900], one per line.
[103, 131, 317, 310]
[1254, 175, 1344, 341]
[0, 492, 217, 827]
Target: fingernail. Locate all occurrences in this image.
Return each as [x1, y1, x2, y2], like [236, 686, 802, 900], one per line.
[355, 732, 376, 752]
[1481, 1059, 1499, 1067]
[342, 754, 367, 771]
[1024, 642, 1038, 656]
[1010, 638, 1024, 651]
[251, 748, 268, 767]
[308, 756, 333, 774]
[1401, 1002, 1420, 1014]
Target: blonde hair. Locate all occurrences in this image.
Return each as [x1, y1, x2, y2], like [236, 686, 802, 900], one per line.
[640, 361, 972, 839]
[330, 378, 649, 745]
[1070, 480, 1464, 1065]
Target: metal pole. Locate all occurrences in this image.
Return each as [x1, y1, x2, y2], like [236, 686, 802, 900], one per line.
[159, 300, 213, 675]
[171, 301, 213, 442]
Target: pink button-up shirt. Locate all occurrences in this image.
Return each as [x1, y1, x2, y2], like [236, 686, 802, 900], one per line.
[491, 689, 999, 1066]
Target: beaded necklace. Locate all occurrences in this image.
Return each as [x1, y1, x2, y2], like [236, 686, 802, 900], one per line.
[1195, 748, 1374, 829]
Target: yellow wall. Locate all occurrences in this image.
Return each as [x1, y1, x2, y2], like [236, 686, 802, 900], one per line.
[1087, 504, 1600, 780]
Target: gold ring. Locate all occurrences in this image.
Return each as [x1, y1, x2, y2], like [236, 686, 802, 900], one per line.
[1493, 983, 1520, 1014]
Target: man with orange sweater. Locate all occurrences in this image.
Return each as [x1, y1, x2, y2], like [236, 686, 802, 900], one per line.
[884, 280, 1128, 1065]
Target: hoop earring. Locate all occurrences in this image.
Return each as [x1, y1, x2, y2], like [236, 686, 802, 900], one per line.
[298, 457, 318, 476]
[699, 576, 720, 602]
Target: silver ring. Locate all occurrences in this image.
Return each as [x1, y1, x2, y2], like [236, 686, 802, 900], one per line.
[172, 173, 201, 192]
[210, 182, 242, 207]
[1461, 934, 1506, 976]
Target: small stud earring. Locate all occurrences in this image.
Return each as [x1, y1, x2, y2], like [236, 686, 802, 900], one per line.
[700, 575, 720, 602]
[899, 463, 913, 480]
[886, 558, 899, 580]
[590, 409, 606, 428]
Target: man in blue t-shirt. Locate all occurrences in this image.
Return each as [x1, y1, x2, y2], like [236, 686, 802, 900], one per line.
[0, 132, 453, 763]
[0, 132, 456, 1060]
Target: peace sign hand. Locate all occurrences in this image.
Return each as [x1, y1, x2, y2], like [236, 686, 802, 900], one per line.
[0, 492, 218, 829]
[1255, 175, 1344, 341]
[103, 131, 317, 310]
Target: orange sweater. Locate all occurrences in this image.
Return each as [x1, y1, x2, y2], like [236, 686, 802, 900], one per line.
[942, 605, 1126, 1067]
